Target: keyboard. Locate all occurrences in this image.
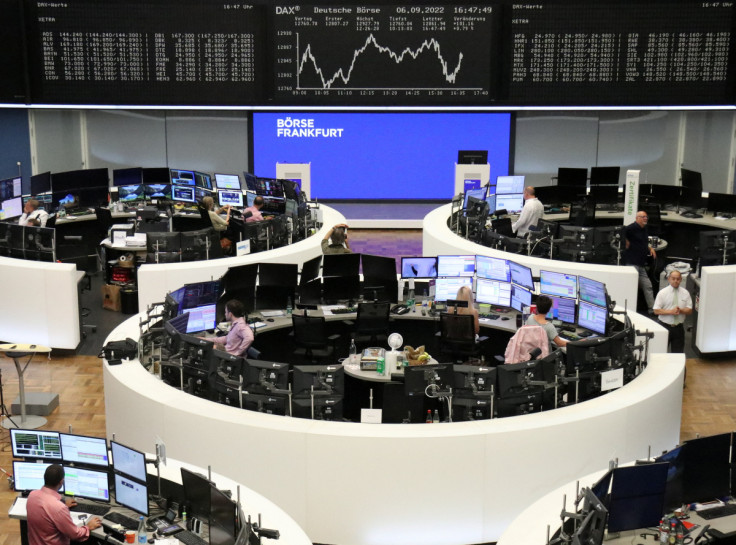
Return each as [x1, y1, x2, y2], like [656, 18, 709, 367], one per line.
[104, 511, 139, 529]
[698, 503, 736, 520]
[479, 313, 499, 320]
[176, 530, 208, 545]
[70, 502, 110, 516]
[559, 331, 580, 341]
[331, 307, 356, 314]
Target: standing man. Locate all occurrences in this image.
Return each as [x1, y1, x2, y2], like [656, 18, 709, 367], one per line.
[19, 199, 49, 227]
[244, 196, 265, 223]
[512, 186, 544, 237]
[653, 270, 692, 353]
[26, 464, 101, 545]
[624, 210, 656, 313]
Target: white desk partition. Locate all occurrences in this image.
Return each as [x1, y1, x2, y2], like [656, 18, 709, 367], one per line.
[105, 315, 681, 545]
[137, 205, 345, 310]
[696, 264, 736, 353]
[423, 204, 640, 312]
[0, 257, 80, 349]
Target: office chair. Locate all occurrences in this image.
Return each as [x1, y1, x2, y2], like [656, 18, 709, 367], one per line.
[641, 203, 663, 237]
[291, 313, 340, 364]
[438, 313, 488, 363]
[569, 199, 596, 227]
[94, 207, 114, 240]
[492, 217, 514, 237]
[197, 203, 215, 230]
[353, 301, 391, 348]
[503, 325, 550, 364]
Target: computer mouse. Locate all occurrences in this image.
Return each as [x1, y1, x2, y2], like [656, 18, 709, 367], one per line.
[501, 316, 510, 321]
[267, 318, 275, 322]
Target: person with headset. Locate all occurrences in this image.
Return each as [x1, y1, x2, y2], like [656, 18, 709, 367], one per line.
[653, 269, 692, 353]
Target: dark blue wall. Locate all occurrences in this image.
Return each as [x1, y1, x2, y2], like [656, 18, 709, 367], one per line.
[0, 109, 31, 193]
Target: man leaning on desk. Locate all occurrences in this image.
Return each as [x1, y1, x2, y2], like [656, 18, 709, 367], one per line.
[18, 199, 49, 228]
[26, 464, 101, 545]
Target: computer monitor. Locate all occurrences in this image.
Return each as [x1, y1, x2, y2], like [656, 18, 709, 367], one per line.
[118, 184, 146, 203]
[170, 169, 196, 186]
[577, 301, 607, 335]
[0, 177, 20, 200]
[404, 364, 454, 396]
[13, 461, 55, 492]
[144, 184, 172, 200]
[322, 253, 360, 277]
[11, 429, 62, 460]
[508, 260, 534, 290]
[110, 441, 146, 483]
[63, 465, 111, 503]
[452, 365, 496, 394]
[437, 255, 475, 278]
[589, 166, 620, 186]
[579, 276, 607, 307]
[648, 184, 680, 208]
[242, 392, 289, 416]
[463, 188, 487, 211]
[299, 255, 322, 285]
[252, 177, 284, 198]
[2, 196, 23, 220]
[495, 193, 524, 213]
[557, 167, 588, 188]
[707, 192, 736, 217]
[476, 278, 511, 307]
[587, 185, 620, 206]
[565, 337, 612, 376]
[475, 255, 509, 282]
[214, 173, 242, 190]
[457, 150, 488, 164]
[194, 172, 212, 190]
[59, 433, 109, 467]
[485, 193, 497, 212]
[171, 185, 196, 203]
[545, 296, 576, 324]
[140, 167, 170, 185]
[400, 257, 437, 279]
[218, 190, 244, 208]
[434, 277, 473, 302]
[31, 171, 52, 195]
[180, 467, 213, 519]
[680, 168, 703, 195]
[510, 284, 532, 313]
[179, 280, 222, 312]
[243, 359, 290, 393]
[606, 463, 669, 533]
[182, 303, 217, 334]
[539, 270, 577, 299]
[114, 473, 149, 516]
[258, 262, 298, 287]
[281, 179, 302, 202]
[113, 167, 143, 187]
[682, 432, 732, 504]
[245, 190, 256, 208]
[495, 360, 544, 417]
[210, 485, 237, 545]
[656, 444, 686, 511]
[361, 254, 397, 281]
[52, 168, 108, 192]
[291, 395, 344, 420]
[292, 364, 345, 397]
[496, 175, 525, 195]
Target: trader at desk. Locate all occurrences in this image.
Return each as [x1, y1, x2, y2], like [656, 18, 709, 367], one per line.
[244, 195, 266, 222]
[512, 186, 544, 237]
[206, 299, 253, 356]
[18, 199, 49, 228]
[653, 269, 692, 353]
[26, 464, 101, 545]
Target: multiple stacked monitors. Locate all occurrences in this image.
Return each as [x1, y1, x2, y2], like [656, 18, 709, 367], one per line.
[111, 441, 148, 516]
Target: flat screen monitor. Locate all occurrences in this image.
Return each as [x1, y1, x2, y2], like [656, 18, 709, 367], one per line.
[110, 441, 146, 483]
[589, 166, 620, 186]
[322, 253, 360, 277]
[194, 172, 212, 190]
[210, 486, 237, 545]
[539, 270, 577, 299]
[476, 278, 511, 307]
[52, 168, 108, 192]
[215, 173, 242, 191]
[242, 392, 289, 416]
[545, 296, 576, 324]
[180, 281, 222, 312]
[681, 168, 703, 195]
[63, 465, 111, 503]
[167, 312, 190, 334]
[463, 188, 487, 211]
[218, 190, 244, 208]
[172, 185, 196, 203]
[707, 192, 736, 216]
[181, 467, 213, 520]
[292, 364, 345, 397]
[475, 255, 509, 282]
[170, 169, 196, 186]
[400, 257, 437, 279]
[0, 176, 21, 200]
[59, 433, 109, 467]
[113, 167, 143, 187]
[404, 364, 454, 396]
[253, 177, 284, 198]
[508, 260, 534, 290]
[648, 184, 680, 207]
[118, 184, 146, 203]
[682, 432, 731, 504]
[495, 193, 524, 214]
[243, 360, 290, 392]
[195, 187, 214, 201]
[31, 171, 52, 194]
[11, 429, 62, 460]
[299, 255, 322, 285]
[114, 473, 149, 516]
[437, 255, 475, 278]
[281, 179, 302, 202]
[361, 254, 397, 282]
[579, 276, 607, 307]
[457, 150, 488, 165]
[557, 167, 588, 188]
[13, 461, 55, 492]
[577, 301, 608, 335]
[434, 277, 473, 302]
[245, 190, 256, 208]
[144, 184, 171, 200]
[182, 303, 217, 334]
[606, 463, 669, 533]
[2, 196, 23, 219]
[259, 262, 298, 287]
[587, 185, 620, 205]
[485, 193, 497, 212]
[510, 284, 532, 313]
[496, 175, 525, 194]
[141, 168, 171, 185]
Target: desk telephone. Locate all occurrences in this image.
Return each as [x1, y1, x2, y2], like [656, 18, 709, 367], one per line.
[391, 304, 411, 315]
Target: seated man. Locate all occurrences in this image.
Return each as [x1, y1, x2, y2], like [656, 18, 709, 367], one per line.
[322, 224, 351, 254]
[210, 299, 253, 356]
[19, 198, 49, 227]
[245, 196, 266, 222]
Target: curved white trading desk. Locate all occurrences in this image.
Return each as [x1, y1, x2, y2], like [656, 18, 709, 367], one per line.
[137, 205, 346, 310]
[104, 311, 680, 545]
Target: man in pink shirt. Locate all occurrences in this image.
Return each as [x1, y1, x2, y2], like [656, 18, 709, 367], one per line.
[26, 464, 101, 545]
[212, 299, 254, 356]
[244, 196, 265, 222]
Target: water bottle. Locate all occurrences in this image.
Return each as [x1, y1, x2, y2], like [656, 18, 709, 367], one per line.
[425, 410, 432, 423]
[433, 409, 440, 423]
[658, 518, 669, 544]
[137, 516, 146, 544]
[286, 296, 293, 315]
[349, 337, 357, 364]
[376, 356, 385, 375]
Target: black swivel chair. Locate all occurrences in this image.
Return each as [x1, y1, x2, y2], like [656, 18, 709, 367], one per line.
[292, 313, 340, 364]
[94, 207, 114, 241]
[438, 313, 488, 363]
[641, 203, 663, 237]
[197, 203, 214, 230]
[353, 301, 391, 348]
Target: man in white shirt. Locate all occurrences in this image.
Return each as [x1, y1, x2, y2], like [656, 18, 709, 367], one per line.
[18, 199, 49, 228]
[512, 186, 544, 237]
[653, 270, 692, 353]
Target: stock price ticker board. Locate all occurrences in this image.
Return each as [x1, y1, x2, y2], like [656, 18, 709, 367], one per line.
[270, 3, 499, 104]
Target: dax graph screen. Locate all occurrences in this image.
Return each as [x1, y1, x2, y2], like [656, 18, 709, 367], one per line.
[271, 4, 498, 104]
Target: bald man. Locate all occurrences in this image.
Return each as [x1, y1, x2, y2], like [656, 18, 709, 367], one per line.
[653, 270, 692, 353]
[512, 186, 544, 237]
